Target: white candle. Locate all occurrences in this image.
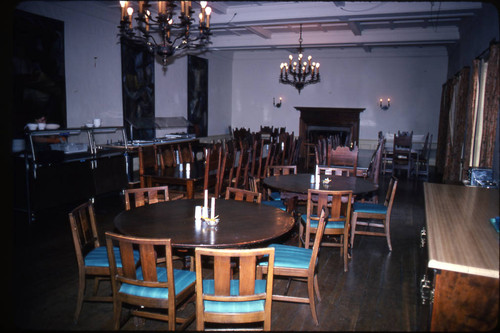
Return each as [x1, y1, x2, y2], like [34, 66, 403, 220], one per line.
[211, 197, 215, 219]
[204, 190, 208, 209]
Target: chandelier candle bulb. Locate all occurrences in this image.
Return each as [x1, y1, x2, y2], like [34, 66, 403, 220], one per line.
[127, 7, 133, 28]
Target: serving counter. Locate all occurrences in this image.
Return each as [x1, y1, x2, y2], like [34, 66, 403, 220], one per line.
[423, 183, 498, 331]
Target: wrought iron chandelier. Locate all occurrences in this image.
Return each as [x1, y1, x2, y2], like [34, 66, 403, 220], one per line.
[279, 24, 320, 94]
[119, 1, 212, 67]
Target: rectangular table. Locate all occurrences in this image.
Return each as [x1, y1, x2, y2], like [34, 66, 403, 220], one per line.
[424, 183, 498, 331]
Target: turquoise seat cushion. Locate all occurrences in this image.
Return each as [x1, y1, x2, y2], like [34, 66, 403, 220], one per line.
[262, 200, 286, 211]
[259, 243, 312, 270]
[202, 279, 267, 313]
[300, 214, 345, 229]
[269, 191, 281, 201]
[353, 202, 387, 214]
[119, 267, 196, 299]
[84, 246, 140, 268]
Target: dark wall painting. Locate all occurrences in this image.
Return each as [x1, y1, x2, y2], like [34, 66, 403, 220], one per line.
[187, 55, 208, 137]
[12, 9, 66, 138]
[121, 38, 155, 141]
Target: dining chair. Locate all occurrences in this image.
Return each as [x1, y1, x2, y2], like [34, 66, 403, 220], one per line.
[416, 133, 432, 180]
[105, 232, 196, 330]
[299, 189, 353, 272]
[350, 176, 398, 251]
[195, 247, 275, 331]
[249, 175, 289, 213]
[225, 186, 262, 203]
[69, 200, 140, 323]
[138, 145, 159, 187]
[217, 144, 236, 198]
[257, 207, 329, 326]
[326, 144, 358, 176]
[232, 139, 251, 189]
[392, 131, 413, 177]
[194, 144, 222, 199]
[123, 185, 182, 210]
[266, 165, 297, 200]
[358, 137, 385, 203]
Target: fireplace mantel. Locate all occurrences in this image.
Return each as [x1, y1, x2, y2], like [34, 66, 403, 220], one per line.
[294, 106, 365, 145]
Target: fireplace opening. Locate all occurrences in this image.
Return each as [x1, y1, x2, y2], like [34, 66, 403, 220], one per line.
[307, 125, 351, 146]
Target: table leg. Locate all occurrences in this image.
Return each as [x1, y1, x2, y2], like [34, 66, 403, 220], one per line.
[186, 180, 194, 199]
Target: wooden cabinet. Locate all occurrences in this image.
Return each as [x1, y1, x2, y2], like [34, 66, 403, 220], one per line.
[423, 183, 499, 331]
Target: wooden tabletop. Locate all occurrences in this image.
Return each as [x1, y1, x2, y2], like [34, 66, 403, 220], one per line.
[424, 183, 499, 279]
[114, 199, 294, 248]
[262, 173, 378, 195]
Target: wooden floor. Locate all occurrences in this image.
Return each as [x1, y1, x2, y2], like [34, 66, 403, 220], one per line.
[10, 172, 432, 331]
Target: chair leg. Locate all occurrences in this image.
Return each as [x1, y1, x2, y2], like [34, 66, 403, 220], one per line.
[313, 273, 321, 301]
[307, 276, 319, 326]
[74, 270, 86, 323]
[385, 217, 392, 251]
[113, 299, 122, 330]
[350, 213, 358, 249]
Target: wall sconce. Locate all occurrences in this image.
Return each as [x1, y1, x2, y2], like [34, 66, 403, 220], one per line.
[379, 98, 391, 111]
[273, 97, 282, 108]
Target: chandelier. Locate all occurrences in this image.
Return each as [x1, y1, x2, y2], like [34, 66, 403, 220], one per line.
[119, 1, 212, 67]
[279, 24, 320, 94]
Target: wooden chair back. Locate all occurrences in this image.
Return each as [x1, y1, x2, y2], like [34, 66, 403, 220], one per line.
[138, 145, 158, 187]
[225, 187, 262, 203]
[217, 146, 236, 198]
[393, 131, 413, 175]
[123, 185, 171, 210]
[158, 144, 177, 168]
[326, 144, 358, 175]
[69, 200, 100, 270]
[195, 247, 275, 331]
[366, 138, 384, 184]
[317, 166, 352, 177]
[300, 189, 353, 271]
[178, 143, 194, 164]
[383, 176, 399, 213]
[267, 165, 297, 177]
[105, 232, 195, 330]
[204, 144, 222, 192]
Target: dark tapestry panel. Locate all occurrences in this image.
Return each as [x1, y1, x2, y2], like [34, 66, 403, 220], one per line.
[121, 38, 155, 141]
[462, 59, 480, 180]
[435, 80, 453, 178]
[12, 9, 66, 137]
[480, 43, 500, 168]
[187, 55, 208, 137]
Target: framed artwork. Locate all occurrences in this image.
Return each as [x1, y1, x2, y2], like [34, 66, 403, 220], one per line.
[12, 9, 66, 137]
[187, 55, 208, 137]
[121, 37, 155, 141]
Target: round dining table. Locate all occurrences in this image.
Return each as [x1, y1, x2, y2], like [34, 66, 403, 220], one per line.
[114, 199, 294, 249]
[262, 173, 379, 199]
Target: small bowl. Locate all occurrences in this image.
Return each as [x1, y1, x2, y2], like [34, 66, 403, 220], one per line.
[46, 123, 60, 130]
[203, 217, 220, 227]
[85, 123, 94, 128]
[26, 123, 38, 131]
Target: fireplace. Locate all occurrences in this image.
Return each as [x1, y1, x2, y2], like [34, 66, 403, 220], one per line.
[294, 107, 365, 146]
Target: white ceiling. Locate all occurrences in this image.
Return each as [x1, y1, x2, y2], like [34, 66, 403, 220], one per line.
[80, 1, 485, 52]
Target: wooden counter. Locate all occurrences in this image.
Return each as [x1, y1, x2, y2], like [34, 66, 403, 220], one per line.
[424, 183, 499, 331]
[424, 183, 499, 278]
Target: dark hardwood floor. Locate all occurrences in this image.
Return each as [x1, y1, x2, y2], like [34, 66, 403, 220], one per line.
[11, 172, 432, 331]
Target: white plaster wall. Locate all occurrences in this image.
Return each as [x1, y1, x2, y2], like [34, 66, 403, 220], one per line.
[231, 47, 448, 143]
